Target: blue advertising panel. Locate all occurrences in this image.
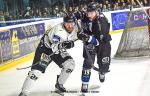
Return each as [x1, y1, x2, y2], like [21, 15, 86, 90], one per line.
[35, 23, 45, 35]
[17, 23, 45, 39]
[0, 23, 45, 64]
[129, 11, 148, 27]
[9, 23, 45, 57]
[0, 31, 12, 61]
[111, 11, 128, 30]
[111, 10, 148, 30]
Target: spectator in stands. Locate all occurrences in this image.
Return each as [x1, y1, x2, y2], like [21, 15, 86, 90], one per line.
[113, 3, 120, 10]
[73, 6, 79, 15]
[59, 10, 66, 17]
[81, 6, 87, 13]
[115, 2, 121, 10]
[2, 0, 150, 20]
[121, 2, 128, 9]
[102, 4, 109, 12]
[32, 9, 41, 18]
[0, 11, 6, 26]
[60, 7, 67, 16]
[133, 1, 140, 8]
[42, 8, 50, 18]
[107, 3, 113, 11]
[105, 0, 109, 6]
[138, 0, 148, 6]
[98, 3, 103, 12]
[48, 7, 53, 17]
[23, 7, 32, 19]
[68, 7, 74, 13]
[43, 12, 48, 18]
[53, 6, 60, 17]
[128, 0, 139, 8]
[126, 3, 132, 9]
[143, 0, 150, 6]
[4, 12, 11, 21]
[18, 10, 24, 19]
[120, 0, 125, 3]
[117, 0, 122, 6]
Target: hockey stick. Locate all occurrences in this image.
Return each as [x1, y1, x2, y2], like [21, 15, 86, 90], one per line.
[16, 39, 78, 70]
[16, 48, 62, 70]
[83, 42, 98, 71]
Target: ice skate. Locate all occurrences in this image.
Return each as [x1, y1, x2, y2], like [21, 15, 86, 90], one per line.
[55, 75, 66, 96]
[81, 83, 88, 93]
[18, 92, 27, 96]
[99, 72, 105, 83]
[55, 83, 66, 96]
[55, 83, 66, 92]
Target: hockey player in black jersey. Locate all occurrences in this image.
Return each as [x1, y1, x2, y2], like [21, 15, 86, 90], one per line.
[18, 14, 78, 96]
[76, 2, 112, 92]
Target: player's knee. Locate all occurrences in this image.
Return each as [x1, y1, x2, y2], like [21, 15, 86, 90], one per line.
[81, 69, 91, 82]
[31, 60, 49, 73]
[83, 59, 93, 69]
[28, 70, 42, 80]
[62, 59, 75, 73]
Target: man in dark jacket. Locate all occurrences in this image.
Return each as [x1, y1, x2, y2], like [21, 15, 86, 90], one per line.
[76, 2, 112, 92]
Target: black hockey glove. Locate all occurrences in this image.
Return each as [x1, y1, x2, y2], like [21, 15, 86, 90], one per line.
[77, 32, 90, 41]
[59, 41, 74, 49]
[78, 32, 99, 46]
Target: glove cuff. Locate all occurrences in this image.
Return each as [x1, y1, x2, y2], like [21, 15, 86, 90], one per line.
[88, 36, 99, 46]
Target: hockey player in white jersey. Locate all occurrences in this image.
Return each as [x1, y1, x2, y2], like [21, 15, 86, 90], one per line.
[19, 14, 78, 96]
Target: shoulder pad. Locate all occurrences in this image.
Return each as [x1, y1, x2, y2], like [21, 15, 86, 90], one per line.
[45, 25, 52, 35]
[99, 13, 105, 17]
[99, 13, 109, 22]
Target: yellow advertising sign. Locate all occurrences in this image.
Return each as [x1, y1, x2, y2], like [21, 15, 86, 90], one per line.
[11, 30, 20, 55]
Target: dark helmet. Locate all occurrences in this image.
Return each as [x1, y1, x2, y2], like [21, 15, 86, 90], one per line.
[87, 2, 98, 12]
[63, 14, 75, 23]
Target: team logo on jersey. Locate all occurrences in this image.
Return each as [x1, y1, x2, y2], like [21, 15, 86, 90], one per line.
[52, 35, 60, 43]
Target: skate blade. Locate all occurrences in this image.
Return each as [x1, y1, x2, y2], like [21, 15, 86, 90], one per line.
[55, 89, 64, 96]
[79, 93, 85, 96]
[66, 85, 100, 96]
[89, 85, 100, 90]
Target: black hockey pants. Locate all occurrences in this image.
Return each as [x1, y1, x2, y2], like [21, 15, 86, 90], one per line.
[83, 42, 111, 72]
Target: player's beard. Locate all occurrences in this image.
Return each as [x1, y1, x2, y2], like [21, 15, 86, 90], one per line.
[66, 27, 74, 33]
[64, 24, 74, 33]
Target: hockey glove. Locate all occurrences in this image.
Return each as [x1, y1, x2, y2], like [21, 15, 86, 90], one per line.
[88, 36, 99, 46]
[59, 41, 74, 49]
[78, 32, 99, 46]
[77, 32, 90, 41]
